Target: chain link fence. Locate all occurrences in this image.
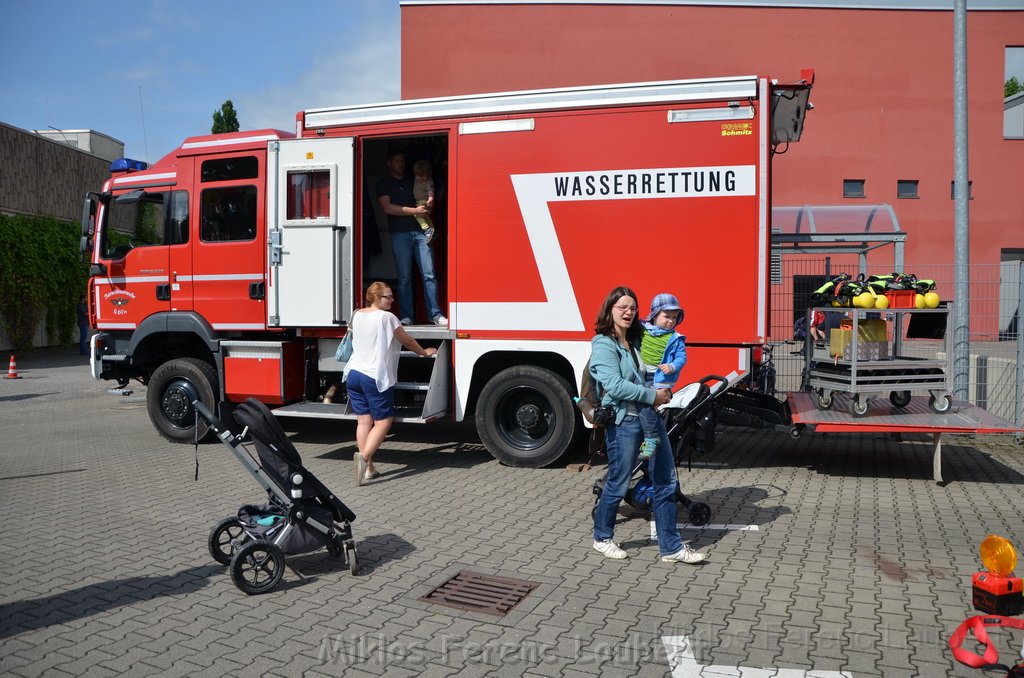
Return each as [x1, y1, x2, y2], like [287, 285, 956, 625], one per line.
[768, 257, 1023, 432]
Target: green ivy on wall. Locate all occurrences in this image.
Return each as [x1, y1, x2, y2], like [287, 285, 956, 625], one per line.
[0, 214, 89, 351]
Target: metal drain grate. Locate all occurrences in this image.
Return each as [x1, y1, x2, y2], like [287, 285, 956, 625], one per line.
[420, 570, 539, 616]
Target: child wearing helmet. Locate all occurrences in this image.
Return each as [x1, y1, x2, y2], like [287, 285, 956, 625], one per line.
[638, 293, 687, 460]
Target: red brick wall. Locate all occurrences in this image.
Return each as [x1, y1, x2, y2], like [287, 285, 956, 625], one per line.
[401, 4, 1024, 272]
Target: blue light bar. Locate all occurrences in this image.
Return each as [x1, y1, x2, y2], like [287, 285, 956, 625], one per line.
[110, 158, 148, 172]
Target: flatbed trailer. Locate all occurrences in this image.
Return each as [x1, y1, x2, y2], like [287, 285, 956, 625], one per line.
[786, 391, 1021, 484]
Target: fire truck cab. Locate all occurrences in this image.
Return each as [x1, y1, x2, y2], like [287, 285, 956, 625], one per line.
[82, 73, 813, 467]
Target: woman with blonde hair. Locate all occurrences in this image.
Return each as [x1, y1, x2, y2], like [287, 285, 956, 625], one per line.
[345, 282, 436, 485]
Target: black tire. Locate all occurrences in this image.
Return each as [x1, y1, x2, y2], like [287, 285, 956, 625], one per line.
[889, 390, 911, 408]
[208, 516, 248, 566]
[851, 398, 869, 417]
[688, 502, 712, 527]
[929, 394, 953, 414]
[346, 542, 359, 576]
[147, 357, 218, 443]
[815, 390, 833, 410]
[475, 366, 578, 468]
[230, 540, 285, 595]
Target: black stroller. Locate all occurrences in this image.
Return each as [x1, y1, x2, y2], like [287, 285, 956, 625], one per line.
[592, 375, 731, 526]
[194, 398, 358, 594]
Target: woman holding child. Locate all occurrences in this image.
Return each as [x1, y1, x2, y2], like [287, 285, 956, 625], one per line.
[588, 285, 707, 564]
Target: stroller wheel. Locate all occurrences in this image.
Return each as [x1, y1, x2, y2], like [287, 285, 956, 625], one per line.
[687, 502, 712, 527]
[230, 540, 285, 595]
[345, 542, 359, 576]
[208, 516, 249, 566]
[327, 534, 343, 558]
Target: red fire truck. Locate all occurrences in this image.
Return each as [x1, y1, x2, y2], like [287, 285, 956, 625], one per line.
[81, 72, 814, 467]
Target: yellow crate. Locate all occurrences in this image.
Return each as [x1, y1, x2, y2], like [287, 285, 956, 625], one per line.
[829, 320, 888, 358]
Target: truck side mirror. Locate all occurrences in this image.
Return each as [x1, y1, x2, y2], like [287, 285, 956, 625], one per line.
[81, 192, 99, 260]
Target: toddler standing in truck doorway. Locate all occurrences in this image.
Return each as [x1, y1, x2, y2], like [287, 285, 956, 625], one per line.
[412, 159, 435, 244]
[638, 293, 687, 460]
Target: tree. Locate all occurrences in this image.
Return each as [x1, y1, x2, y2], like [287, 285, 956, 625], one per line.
[212, 100, 240, 133]
[1006, 77, 1024, 98]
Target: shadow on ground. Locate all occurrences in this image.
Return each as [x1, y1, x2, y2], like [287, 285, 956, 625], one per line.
[0, 566, 221, 639]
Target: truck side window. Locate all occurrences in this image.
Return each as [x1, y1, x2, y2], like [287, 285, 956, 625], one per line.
[169, 190, 189, 245]
[287, 170, 331, 220]
[200, 186, 257, 242]
[201, 156, 258, 182]
[102, 192, 167, 260]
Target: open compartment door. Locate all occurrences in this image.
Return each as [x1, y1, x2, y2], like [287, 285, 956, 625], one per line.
[267, 137, 355, 327]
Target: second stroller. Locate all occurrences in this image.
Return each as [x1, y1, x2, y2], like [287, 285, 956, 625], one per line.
[592, 374, 731, 526]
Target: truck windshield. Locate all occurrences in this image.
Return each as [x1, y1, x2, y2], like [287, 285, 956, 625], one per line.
[100, 190, 188, 260]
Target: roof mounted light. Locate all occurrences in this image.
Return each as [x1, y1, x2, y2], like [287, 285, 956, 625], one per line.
[110, 158, 148, 173]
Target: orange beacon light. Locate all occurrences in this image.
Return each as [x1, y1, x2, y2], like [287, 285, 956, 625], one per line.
[972, 535, 1023, 616]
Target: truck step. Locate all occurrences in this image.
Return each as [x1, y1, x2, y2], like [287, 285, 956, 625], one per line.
[271, 401, 447, 424]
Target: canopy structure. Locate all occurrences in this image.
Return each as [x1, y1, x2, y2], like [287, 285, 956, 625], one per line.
[771, 204, 906, 273]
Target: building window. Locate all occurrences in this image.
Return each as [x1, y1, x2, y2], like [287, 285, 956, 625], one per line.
[950, 180, 974, 199]
[843, 179, 865, 198]
[1005, 47, 1024, 139]
[897, 180, 919, 199]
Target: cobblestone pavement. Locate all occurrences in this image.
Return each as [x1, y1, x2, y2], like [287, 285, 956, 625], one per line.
[1, 347, 1023, 677]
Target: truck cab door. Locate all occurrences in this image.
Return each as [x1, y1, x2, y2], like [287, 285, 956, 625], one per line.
[266, 138, 355, 327]
[93, 191, 173, 330]
[191, 154, 267, 331]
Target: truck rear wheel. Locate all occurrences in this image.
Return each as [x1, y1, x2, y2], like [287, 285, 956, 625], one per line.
[147, 357, 218, 443]
[475, 365, 578, 468]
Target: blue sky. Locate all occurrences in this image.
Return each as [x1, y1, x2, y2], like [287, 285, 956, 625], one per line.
[3, 1, 1022, 165]
[1, 0, 401, 163]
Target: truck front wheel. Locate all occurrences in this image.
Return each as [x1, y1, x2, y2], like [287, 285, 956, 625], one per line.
[147, 358, 218, 443]
[475, 366, 578, 468]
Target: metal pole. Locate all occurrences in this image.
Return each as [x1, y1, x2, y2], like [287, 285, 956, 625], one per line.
[952, 0, 970, 400]
[1015, 260, 1023, 443]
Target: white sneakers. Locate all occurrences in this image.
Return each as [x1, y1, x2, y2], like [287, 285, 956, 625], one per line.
[593, 539, 707, 564]
[593, 539, 628, 559]
[400, 316, 447, 327]
[661, 545, 707, 564]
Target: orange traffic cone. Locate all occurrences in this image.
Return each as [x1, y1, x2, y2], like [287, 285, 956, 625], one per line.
[5, 354, 21, 379]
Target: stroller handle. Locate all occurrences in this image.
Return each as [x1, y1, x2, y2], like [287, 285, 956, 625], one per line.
[698, 374, 730, 395]
[193, 399, 218, 426]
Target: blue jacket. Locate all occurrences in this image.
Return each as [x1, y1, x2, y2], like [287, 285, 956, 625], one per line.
[649, 331, 687, 388]
[589, 334, 655, 426]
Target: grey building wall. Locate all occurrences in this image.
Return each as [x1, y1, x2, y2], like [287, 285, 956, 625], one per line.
[0, 122, 120, 223]
[0, 122, 122, 351]
[32, 129, 125, 163]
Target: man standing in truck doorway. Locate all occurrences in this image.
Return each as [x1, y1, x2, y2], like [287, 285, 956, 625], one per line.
[376, 149, 447, 327]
